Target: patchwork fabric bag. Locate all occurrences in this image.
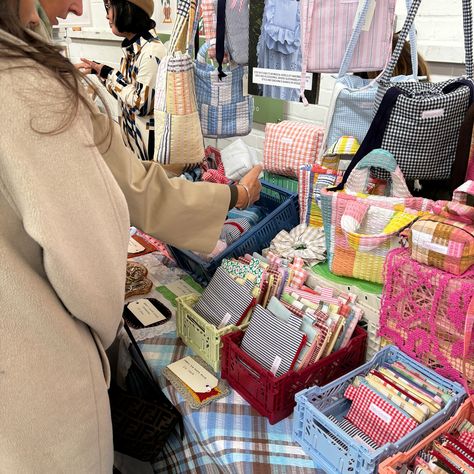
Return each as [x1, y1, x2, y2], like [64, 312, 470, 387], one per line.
[263, 120, 324, 177]
[153, 0, 204, 165]
[320, 0, 418, 153]
[300, 0, 396, 74]
[320, 149, 433, 284]
[365, 0, 474, 184]
[195, 43, 253, 138]
[408, 181, 474, 275]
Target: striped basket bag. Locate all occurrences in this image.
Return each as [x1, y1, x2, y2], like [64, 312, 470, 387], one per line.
[320, 149, 433, 284]
[194, 43, 253, 138]
[153, 0, 204, 166]
[263, 120, 324, 178]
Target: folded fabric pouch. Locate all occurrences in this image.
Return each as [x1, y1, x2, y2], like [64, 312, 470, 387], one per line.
[220, 217, 253, 245]
[227, 205, 266, 226]
[344, 377, 418, 447]
[240, 305, 307, 377]
[193, 267, 256, 328]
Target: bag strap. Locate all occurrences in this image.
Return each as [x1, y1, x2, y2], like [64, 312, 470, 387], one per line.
[338, 0, 418, 80]
[299, 0, 314, 105]
[381, 0, 473, 82]
[169, 0, 200, 55]
[216, 0, 227, 79]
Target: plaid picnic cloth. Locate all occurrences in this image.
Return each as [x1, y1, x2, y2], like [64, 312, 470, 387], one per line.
[263, 121, 324, 177]
[136, 331, 316, 473]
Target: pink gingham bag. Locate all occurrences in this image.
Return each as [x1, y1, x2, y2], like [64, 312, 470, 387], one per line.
[300, 0, 396, 74]
[263, 121, 324, 177]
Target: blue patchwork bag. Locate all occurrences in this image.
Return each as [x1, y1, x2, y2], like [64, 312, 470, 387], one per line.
[195, 42, 253, 139]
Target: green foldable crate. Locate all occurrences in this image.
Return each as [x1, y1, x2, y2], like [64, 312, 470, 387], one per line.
[176, 294, 249, 372]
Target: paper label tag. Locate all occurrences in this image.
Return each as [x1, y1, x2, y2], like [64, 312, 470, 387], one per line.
[369, 402, 392, 424]
[166, 279, 199, 298]
[270, 356, 282, 375]
[243, 72, 249, 97]
[218, 312, 232, 329]
[422, 108, 444, 119]
[252, 67, 313, 90]
[128, 299, 167, 326]
[167, 356, 218, 393]
[128, 237, 145, 254]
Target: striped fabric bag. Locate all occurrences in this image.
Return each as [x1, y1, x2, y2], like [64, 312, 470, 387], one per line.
[194, 43, 253, 138]
[300, 0, 396, 74]
[320, 149, 433, 283]
[153, 0, 204, 165]
[263, 121, 325, 177]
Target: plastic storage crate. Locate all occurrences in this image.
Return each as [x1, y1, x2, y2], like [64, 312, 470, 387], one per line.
[306, 263, 384, 360]
[379, 398, 474, 473]
[293, 345, 466, 474]
[176, 293, 249, 372]
[169, 182, 299, 285]
[262, 171, 298, 193]
[221, 325, 367, 425]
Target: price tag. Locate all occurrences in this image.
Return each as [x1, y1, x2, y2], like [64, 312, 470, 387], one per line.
[167, 356, 218, 392]
[127, 299, 167, 326]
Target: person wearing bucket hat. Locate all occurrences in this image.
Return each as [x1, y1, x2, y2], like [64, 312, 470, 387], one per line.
[77, 0, 166, 162]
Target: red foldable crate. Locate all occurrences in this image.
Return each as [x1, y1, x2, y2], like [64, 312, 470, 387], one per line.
[221, 325, 367, 424]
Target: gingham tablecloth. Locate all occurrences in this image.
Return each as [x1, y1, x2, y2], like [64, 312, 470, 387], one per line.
[136, 332, 317, 474]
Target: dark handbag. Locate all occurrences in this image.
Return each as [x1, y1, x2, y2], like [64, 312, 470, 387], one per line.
[109, 323, 183, 463]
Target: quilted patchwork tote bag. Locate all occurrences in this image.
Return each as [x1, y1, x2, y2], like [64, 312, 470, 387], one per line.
[153, 0, 204, 166]
[321, 0, 419, 154]
[195, 43, 253, 138]
[367, 0, 474, 185]
[300, 0, 396, 74]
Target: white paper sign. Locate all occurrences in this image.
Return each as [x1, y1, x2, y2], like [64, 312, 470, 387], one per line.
[165, 279, 199, 298]
[128, 299, 167, 326]
[252, 68, 313, 90]
[128, 237, 145, 254]
[167, 356, 218, 393]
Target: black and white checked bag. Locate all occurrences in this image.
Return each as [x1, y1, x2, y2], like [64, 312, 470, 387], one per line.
[372, 0, 474, 181]
[240, 305, 307, 377]
[193, 267, 255, 328]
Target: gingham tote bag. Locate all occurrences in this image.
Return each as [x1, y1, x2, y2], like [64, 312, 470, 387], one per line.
[194, 43, 253, 138]
[371, 0, 474, 182]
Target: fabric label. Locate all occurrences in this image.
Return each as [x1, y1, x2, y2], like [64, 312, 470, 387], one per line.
[369, 403, 392, 424]
[218, 312, 232, 329]
[412, 229, 449, 255]
[281, 137, 293, 145]
[128, 299, 167, 326]
[421, 109, 444, 119]
[270, 356, 282, 375]
[128, 237, 145, 254]
[167, 356, 218, 392]
[242, 73, 249, 97]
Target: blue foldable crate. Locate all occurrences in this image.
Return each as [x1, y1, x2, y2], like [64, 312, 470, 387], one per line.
[168, 182, 299, 285]
[293, 345, 465, 474]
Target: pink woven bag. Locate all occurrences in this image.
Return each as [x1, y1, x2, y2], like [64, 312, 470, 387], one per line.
[263, 121, 324, 177]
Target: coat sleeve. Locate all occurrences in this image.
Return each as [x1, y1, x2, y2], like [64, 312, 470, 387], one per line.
[91, 106, 231, 254]
[104, 42, 165, 117]
[0, 68, 130, 348]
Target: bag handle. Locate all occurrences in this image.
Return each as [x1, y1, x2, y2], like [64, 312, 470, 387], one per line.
[169, 0, 200, 55]
[381, 0, 473, 82]
[344, 149, 413, 197]
[340, 201, 417, 251]
[338, 0, 418, 80]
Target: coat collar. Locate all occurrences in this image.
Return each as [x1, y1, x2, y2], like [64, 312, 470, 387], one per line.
[121, 25, 159, 55]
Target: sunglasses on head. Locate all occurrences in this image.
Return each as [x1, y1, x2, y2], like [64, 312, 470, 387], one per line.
[103, 0, 111, 11]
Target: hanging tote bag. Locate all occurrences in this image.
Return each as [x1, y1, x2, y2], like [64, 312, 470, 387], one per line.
[194, 43, 253, 138]
[320, 149, 433, 283]
[109, 323, 183, 463]
[300, 0, 396, 75]
[366, 0, 474, 185]
[320, 0, 419, 154]
[153, 0, 204, 166]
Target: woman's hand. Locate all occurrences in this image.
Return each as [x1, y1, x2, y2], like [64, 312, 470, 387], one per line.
[236, 165, 262, 209]
[75, 58, 104, 76]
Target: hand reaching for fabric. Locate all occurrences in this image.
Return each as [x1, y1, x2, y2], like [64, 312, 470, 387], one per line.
[236, 165, 262, 209]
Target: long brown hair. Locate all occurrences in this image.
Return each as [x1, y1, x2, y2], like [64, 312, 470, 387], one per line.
[0, 0, 111, 139]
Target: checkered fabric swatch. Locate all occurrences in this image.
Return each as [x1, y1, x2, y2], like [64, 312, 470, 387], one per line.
[263, 121, 325, 177]
[240, 305, 307, 377]
[194, 267, 255, 327]
[344, 379, 418, 447]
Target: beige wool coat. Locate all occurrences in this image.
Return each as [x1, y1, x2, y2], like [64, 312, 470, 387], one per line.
[0, 30, 230, 473]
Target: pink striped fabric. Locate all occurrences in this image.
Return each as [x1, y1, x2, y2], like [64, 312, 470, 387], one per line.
[301, 0, 396, 73]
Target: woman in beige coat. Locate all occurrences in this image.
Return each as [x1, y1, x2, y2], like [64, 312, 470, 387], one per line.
[0, 0, 259, 471]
